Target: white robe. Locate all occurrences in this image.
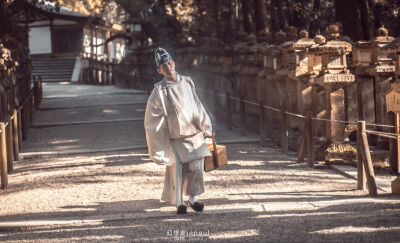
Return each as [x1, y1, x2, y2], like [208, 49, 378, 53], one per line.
[144, 74, 212, 205]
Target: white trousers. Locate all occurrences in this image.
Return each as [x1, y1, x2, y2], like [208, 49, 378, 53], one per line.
[161, 144, 205, 206]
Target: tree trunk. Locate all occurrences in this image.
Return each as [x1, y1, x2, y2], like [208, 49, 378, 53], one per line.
[336, 0, 362, 41]
[222, 0, 235, 43]
[241, 0, 252, 33]
[269, 3, 280, 32]
[309, 0, 320, 35]
[270, 0, 287, 31]
[253, 0, 266, 32]
[335, 0, 344, 24]
[359, 0, 372, 40]
[214, 0, 222, 40]
[369, 0, 381, 32]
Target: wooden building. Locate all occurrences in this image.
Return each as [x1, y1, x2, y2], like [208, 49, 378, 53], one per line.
[13, 0, 127, 82]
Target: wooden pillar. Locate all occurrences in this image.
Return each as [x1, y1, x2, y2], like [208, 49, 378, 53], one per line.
[311, 85, 318, 136]
[259, 101, 265, 146]
[296, 81, 304, 115]
[17, 109, 22, 150]
[396, 112, 400, 175]
[359, 121, 378, 196]
[240, 97, 246, 136]
[306, 111, 314, 168]
[281, 108, 288, 154]
[22, 101, 28, 140]
[12, 109, 19, 161]
[0, 122, 8, 189]
[374, 75, 383, 125]
[5, 115, 13, 173]
[357, 78, 364, 120]
[226, 90, 232, 130]
[357, 120, 367, 190]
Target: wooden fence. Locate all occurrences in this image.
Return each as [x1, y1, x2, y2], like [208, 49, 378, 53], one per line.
[0, 76, 42, 189]
[199, 87, 399, 197]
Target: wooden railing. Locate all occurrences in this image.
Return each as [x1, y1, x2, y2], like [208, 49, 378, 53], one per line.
[0, 76, 42, 189]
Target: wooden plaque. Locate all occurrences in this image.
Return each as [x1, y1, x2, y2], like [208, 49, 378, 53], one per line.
[385, 90, 400, 113]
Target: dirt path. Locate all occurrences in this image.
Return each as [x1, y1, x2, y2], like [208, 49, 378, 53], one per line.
[0, 83, 399, 242]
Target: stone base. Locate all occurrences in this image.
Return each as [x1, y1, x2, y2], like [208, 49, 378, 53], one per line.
[391, 176, 400, 195]
[316, 142, 357, 163]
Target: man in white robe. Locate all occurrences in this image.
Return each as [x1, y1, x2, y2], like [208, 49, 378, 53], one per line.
[144, 47, 212, 214]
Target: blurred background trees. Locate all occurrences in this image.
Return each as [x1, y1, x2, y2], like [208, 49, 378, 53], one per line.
[110, 0, 400, 46]
[2, 0, 400, 48]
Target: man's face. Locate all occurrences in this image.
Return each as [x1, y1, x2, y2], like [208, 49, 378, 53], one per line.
[157, 60, 176, 77]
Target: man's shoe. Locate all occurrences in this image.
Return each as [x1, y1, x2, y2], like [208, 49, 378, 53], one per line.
[177, 204, 187, 214]
[188, 201, 204, 212]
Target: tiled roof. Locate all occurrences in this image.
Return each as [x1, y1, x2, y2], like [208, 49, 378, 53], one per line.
[29, 0, 89, 18]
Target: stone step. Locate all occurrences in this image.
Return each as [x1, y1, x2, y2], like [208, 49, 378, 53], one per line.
[32, 57, 76, 82]
[32, 71, 73, 76]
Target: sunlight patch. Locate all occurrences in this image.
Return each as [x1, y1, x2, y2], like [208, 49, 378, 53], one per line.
[163, 218, 191, 222]
[310, 226, 400, 234]
[50, 139, 79, 145]
[102, 109, 118, 114]
[210, 229, 259, 239]
[254, 211, 342, 219]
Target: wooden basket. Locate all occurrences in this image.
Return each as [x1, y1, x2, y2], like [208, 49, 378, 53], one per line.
[204, 133, 228, 172]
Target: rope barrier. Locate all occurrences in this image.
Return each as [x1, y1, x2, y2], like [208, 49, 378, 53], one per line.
[5, 122, 8, 127]
[364, 129, 399, 137]
[364, 130, 398, 140]
[242, 99, 259, 107]
[263, 105, 281, 112]
[230, 96, 240, 102]
[284, 111, 306, 119]
[311, 117, 356, 124]
[200, 87, 397, 132]
[365, 122, 396, 128]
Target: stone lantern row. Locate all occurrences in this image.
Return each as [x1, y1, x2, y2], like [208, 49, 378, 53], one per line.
[175, 24, 400, 163]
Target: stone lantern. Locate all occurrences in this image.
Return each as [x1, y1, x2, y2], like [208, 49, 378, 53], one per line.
[280, 30, 316, 113]
[236, 34, 261, 111]
[353, 26, 396, 126]
[274, 30, 316, 148]
[308, 24, 355, 161]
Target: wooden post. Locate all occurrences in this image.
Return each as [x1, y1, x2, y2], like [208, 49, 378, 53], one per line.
[226, 91, 232, 131]
[306, 111, 314, 168]
[213, 85, 218, 118]
[12, 109, 19, 161]
[0, 122, 8, 189]
[311, 86, 318, 137]
[240, 97, 246, 136]
[281, 108, 288, 154]
[359, 121, 378, 196]
[31, 93, 35, 120]
[5, 115, 14, 173]
[297, 118, 307, 163]
[22, 101, 28, 140]
[26, 96, 31, 126]
[325, 86, 332, 140]
[17, 109, 22, 149]
[259, 101, 266, 146]
[357, 120, 367, 190]
[357, 79, 364, 120]
[396, 112, 400, 175]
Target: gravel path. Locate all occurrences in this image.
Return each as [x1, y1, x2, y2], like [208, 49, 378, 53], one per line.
[1, 83, 399, 242]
